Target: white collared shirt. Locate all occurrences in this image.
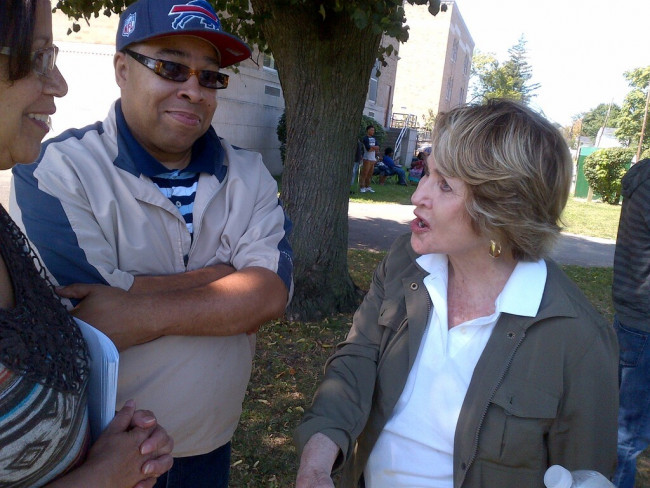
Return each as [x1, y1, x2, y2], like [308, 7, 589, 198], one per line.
[365, 254, 547, 488]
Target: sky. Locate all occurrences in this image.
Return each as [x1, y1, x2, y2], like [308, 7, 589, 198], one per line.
[454, 0, 650, 127]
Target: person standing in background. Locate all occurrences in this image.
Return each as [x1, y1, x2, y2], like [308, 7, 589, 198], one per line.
[612, 158, 650, 488]
[360, 125, 379, 193]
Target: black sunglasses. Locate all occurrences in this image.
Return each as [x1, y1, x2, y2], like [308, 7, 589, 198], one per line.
[123, 49, 228, 90]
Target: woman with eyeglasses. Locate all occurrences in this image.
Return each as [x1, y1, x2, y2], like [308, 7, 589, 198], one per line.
[0, 1, 173, 487]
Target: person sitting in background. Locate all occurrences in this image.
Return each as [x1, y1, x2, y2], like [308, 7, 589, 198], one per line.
[294, 100, 618, 488]
[0, 0, 172, 486]
[409, 151, 426, 183]
[378, 147, 407, 186]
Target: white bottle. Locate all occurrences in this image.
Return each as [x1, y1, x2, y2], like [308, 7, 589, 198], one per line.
[544, 465, 615, 488]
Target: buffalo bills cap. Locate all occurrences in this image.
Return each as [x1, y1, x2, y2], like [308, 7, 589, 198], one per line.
[116, 0, 251, 68]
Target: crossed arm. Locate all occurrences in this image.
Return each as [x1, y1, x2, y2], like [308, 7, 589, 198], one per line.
[57, 264, 289, 351]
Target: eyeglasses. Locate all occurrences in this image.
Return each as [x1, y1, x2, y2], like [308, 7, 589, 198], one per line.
[0, 45, 59, 77]
[124, 49, 229, 90]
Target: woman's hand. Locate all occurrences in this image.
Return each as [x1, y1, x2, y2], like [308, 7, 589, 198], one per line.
[130, 407, 175, 485]
[85, 400, 173, 487]
[46, 400, 173, 488]
[295, 433, 338, 488]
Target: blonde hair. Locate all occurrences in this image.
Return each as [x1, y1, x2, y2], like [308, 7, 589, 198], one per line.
[431, 99, 572, 261]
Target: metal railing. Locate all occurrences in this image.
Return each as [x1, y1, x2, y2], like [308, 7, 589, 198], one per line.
[390, 113, 418, 129]
[394, 125, 408, 157]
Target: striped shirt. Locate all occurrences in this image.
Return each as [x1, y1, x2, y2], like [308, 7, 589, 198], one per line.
[151, 170, 200, 235]
[612, 158, 650, 331]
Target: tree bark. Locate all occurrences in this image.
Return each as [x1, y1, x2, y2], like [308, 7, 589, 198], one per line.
[250, 2, 383, 321]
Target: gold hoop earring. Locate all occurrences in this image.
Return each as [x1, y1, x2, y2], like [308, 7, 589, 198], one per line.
[489, 240, 502, 258]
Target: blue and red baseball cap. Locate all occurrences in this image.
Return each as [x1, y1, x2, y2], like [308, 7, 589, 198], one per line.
[116, 0, 251, 68]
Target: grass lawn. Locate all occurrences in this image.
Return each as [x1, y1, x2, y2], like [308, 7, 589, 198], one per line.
[562, 198, 621, 240]
[230, 248, 623, 487]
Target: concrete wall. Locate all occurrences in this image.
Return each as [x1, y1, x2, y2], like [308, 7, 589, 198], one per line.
[214, 58, 284, 174]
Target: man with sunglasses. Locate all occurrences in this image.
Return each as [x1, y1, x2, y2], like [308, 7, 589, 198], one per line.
[11, 0, 293, 486]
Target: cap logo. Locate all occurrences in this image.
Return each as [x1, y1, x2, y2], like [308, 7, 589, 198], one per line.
[122, 12, 137, 37]
[169, 0, 221, 31]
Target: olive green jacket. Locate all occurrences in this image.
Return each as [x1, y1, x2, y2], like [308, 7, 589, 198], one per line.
[295, 234, 618, 488]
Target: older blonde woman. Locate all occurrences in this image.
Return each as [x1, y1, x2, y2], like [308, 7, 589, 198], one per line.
[295, 100, 618, 488]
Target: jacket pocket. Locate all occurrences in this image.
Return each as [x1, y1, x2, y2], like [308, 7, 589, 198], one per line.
[377, 298, 408, 365]
[615, 321, 648, 368]
[481, 380, 559, 468]
[472, 458, 545, 488]
[377, 298, 407, 331]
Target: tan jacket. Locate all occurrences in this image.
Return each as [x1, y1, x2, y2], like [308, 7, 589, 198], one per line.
[11, 101, 293, 457]
[296, 234, 617, 487]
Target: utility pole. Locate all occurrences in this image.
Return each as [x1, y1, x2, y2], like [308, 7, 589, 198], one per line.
[636, 87, 650, 163]
[595, 99, 614, 148]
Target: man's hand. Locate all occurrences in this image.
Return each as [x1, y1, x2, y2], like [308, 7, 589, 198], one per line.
[57, 266, 287, 351]
[57, 284, 158, 350]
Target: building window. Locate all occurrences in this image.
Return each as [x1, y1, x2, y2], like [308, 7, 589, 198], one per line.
[368, 111, 375, 118]
[463, 54, 470, 76]
[265, 85, 281, 97]
[445, 75, 454, 102]
[451, 38, 459, 64]
[263, 54, 277, 71]
[459, 87, 465, 105]
[367, 61, 379, 103]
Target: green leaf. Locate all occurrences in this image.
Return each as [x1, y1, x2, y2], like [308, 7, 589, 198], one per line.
[318, 4, 326, 20]
[428, 0, 441, 16]
[352, 8, 368, 30]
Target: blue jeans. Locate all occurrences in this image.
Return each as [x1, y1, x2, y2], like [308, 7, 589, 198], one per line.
[613, 318, 650, 488]
[381, 166, 406, 185]
[154, 442, 231, 488]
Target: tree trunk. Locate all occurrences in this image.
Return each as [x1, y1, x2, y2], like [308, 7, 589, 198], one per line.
[250, 2, 383, 321]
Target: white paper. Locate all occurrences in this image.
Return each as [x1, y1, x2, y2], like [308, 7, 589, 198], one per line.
[75, 317, 119, 442]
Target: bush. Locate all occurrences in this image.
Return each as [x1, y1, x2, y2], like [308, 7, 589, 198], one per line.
[583, 148, 634, 204]
[276, 111, 287, 163]
[358, 115, 386, 146]
[641, 148, 650, 161]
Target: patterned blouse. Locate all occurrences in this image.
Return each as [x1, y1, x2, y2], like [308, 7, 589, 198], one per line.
[0, 204, 90, 487]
